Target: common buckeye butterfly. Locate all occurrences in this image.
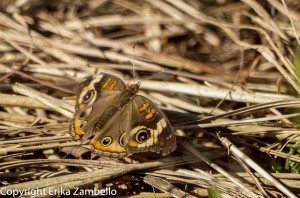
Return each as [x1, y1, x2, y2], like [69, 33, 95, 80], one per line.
[69, 73, 176, 158]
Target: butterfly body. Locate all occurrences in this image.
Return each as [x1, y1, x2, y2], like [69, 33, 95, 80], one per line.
[94, 85, 137, 132]
[70, 73, 176, 158]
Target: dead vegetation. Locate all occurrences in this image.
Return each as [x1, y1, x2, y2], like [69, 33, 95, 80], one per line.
[0, 0, 300, 197]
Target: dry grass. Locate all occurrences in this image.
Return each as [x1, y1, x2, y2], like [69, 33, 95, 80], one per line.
[0, 0, 300, 197]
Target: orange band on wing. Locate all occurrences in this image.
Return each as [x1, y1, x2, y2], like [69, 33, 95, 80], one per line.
[139, 102, 150, 112]
[74, 116, 84, 135]
[102, 78, 112, 89]
[91, 139, 126, 153]
[127, 140, 138, 147]
[145, 108, 156, 120]
[79, 103, 84, 109]
[109, 80, 118, 90]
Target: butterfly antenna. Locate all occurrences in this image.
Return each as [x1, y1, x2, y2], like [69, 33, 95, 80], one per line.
[131, 44, 136, 85]
[139, 68, 168, 84]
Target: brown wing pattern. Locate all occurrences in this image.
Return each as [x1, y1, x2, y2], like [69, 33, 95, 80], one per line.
[70, 74, 126, 140]
[124, 95, 176, 155]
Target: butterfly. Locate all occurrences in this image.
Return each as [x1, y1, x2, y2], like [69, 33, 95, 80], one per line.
[69, 73, 176, 158]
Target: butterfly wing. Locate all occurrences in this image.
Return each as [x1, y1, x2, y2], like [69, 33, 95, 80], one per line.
[70, 74, 176, 157]
[70, 74, 126, 140]
[88, 95, 176, 157]
[89, 106, 129, 157]
[124, 95, 176, 155]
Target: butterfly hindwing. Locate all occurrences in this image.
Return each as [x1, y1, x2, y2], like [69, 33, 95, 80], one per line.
[89, 107, 129, 157]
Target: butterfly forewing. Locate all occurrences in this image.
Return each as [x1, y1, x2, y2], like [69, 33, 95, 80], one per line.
[123, 95, 176, 155]
[71, 74, 126, 140]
